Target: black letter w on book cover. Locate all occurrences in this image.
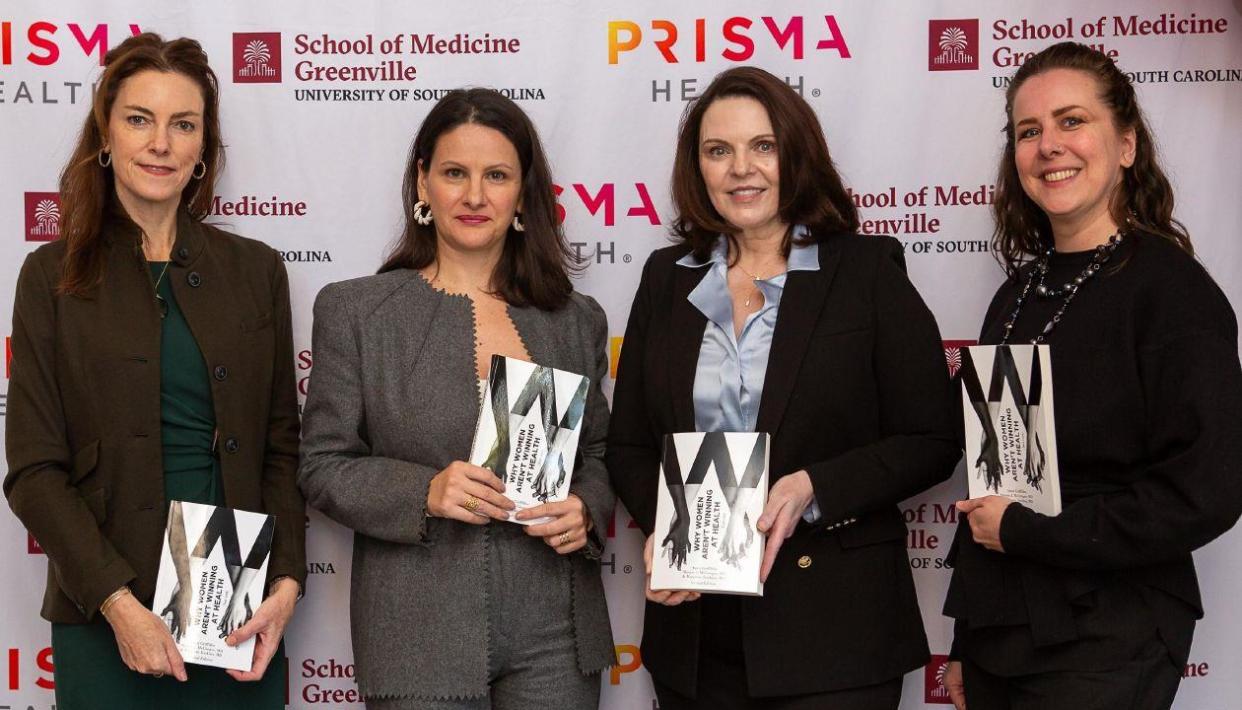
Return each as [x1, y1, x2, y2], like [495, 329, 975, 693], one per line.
[469, 354, 590, 525]
[651, 432, 769, 596]
[959, 344, 1062, 515]
[152, 501, 275, 670]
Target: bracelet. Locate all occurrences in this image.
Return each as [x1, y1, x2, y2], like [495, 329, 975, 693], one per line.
[99, 586, 131, 616]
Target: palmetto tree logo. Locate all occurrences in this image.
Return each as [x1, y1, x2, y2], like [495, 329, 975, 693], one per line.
[924, 655, 953, 703]
[944, 340, 979, 377]
[32, 199, 59, 236]
[243, 40, 270, 71]
[928, 19, 979, 71]
[939, 27, 968, 53]
[24, 192, 61, 242]
[233, 32, 281, 83]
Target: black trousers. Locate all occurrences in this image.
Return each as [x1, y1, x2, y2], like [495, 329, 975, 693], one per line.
[960, 641, 1182, 710]
[651, 597, 902, 710]
[959, 584, 1191, 710]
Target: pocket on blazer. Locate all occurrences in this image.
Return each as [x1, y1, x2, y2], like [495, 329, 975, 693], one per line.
[68, 440, 100, 485]
[240, 312, 273, 332]
[814, 321, 872, 339]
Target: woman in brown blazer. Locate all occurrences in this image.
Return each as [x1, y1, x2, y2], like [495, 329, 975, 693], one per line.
[3, 33, 305, 709]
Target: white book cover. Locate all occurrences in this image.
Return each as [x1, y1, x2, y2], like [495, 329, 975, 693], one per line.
[152, 501, 275, 670]
[960, 344, 1062, 516]
[651, 432, 769, 596]
[469, 354, 590, 525]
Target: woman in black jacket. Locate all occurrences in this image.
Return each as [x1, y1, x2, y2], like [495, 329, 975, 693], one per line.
[607, 66, 960, 709]
[943, 42, 1242, 710]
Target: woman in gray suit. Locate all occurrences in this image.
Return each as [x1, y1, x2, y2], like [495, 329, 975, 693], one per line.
[298, 89, 615, 709]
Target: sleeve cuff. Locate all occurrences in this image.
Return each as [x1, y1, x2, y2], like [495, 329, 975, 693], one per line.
[998, 502, 1043, 557]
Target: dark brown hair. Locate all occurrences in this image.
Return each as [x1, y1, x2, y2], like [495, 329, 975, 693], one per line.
[57, 32, 223, 295]
[670, 66, 859, 260]
[379, 88, 575, 310]
[993, 41, 1190, 275]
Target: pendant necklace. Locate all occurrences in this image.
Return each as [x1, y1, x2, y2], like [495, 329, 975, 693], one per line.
[733, 260, 784, 308]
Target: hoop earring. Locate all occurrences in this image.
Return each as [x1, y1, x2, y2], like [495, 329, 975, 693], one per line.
[192, 160, 207, 179]
[98, 150, 112, 168]
[512, 213, 525, 233]
[412, 200, 434, 226]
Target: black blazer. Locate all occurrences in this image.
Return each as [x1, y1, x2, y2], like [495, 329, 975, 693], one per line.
[607, 232, 961, 697]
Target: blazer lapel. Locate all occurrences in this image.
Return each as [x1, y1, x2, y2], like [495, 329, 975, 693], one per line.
[755, 239, 841, 435]
[667, 265, 709, 433]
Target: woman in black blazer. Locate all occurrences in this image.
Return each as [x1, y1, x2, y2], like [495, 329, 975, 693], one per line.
[607, 66, 961, 709]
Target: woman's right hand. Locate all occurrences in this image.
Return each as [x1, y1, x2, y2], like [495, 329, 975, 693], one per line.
[426, 461, 515, 523]
[105, 593, 188, 681]
[944, 660, 966, 710]
[642, 534, 700, 606]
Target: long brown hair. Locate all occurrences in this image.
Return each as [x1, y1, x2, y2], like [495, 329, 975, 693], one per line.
[670, 66, 859, 261]
[379, 88, 575, 311]
[57, 32, 223, 295]
[992, 41, 1190, 276]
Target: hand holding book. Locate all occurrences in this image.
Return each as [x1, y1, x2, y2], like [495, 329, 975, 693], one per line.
[642, 534, 701, 606]
[955, 495, 1014, 553]
[104, 592, 188, 681]
[514, 493, 591, 554]
[224, 578, 298, 682]
[426, 460, 516, 523]
[756, 470, 814, 583]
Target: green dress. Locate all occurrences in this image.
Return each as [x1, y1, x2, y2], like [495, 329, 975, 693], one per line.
[50, 263, 285, 709]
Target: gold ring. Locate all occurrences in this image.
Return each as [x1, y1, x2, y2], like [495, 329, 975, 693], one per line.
[463, 495, 480, 512]
[153, 672, 164, 678]
[558, 531, 571, 546]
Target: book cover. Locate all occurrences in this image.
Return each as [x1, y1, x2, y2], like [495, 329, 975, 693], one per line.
[152, 501, 275, 670]
[650, 432, 769, 596]
[959, 344, 1062, 516]
[469, 354, 590, 525]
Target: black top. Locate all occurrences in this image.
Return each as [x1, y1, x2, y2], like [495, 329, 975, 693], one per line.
[944, 232, 1242, 667]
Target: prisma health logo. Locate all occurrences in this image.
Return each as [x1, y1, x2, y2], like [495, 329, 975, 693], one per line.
[24, 192, 61, 242]
[929, 19, 979, 71]
[233, 32, 281, 83]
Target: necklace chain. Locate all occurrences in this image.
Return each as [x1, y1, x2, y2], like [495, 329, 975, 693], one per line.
[1001, 230, 1124, 344]
[732, 257, 785, 309]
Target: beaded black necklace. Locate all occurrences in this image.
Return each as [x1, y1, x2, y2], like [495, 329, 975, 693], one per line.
[1000, 231, 1125, 344]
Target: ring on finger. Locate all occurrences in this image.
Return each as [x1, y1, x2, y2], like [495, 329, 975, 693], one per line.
[153, 672, 164, 678]
[558, 531, 571, 546]
[463, 495, 480, 513]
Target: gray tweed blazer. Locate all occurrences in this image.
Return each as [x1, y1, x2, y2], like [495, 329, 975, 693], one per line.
[298, 270, 615, 700]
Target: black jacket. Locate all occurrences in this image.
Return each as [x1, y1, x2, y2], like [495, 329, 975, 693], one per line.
[607, 233, 960, 697]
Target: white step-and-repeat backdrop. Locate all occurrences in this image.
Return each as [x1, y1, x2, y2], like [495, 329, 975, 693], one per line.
[2, 1, 1240, 707]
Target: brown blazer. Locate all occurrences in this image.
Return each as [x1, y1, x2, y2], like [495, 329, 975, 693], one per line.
[4, 209, 306, 623]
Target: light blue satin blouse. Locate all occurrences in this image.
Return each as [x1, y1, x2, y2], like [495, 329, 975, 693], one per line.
[675, 228, 822, 521]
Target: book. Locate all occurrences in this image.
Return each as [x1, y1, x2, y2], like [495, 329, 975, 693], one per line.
[469, 354, 590, 525]
[151, 501, 275, 670]
[959, 344, 1062, 516]
[650, 432, 769, 596]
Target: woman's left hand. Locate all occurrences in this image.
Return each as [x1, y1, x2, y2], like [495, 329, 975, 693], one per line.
[224, 578, 299, 681]
[518, 494, 591, 555]
[956, 496, 1014, 552]
[756, 470, 815, 582]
